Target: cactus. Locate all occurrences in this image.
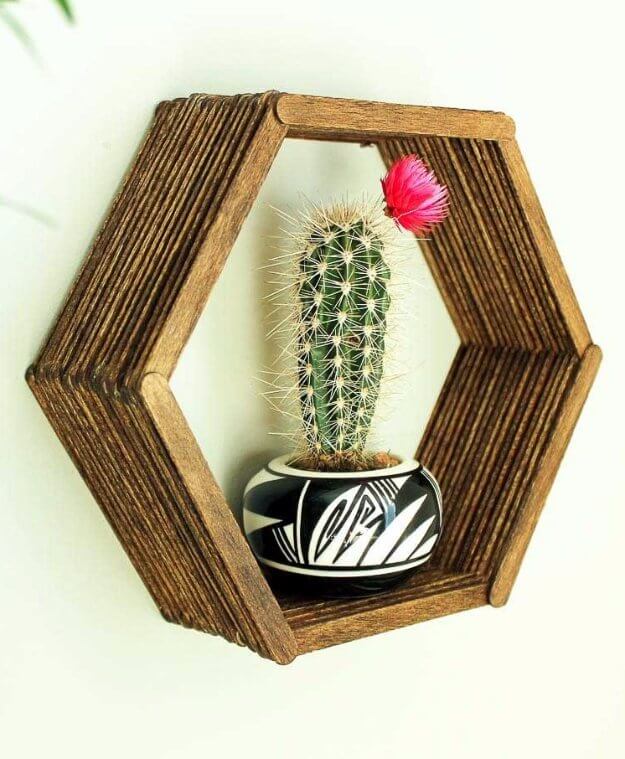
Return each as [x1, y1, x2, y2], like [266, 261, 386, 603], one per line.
[297, 218, 391, 454]
[264, 155, 449, 472]
[266, 201, 398, 470]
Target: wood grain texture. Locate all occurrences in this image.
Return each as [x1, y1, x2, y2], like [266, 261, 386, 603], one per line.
[280, 570, 487, 653]
[140, 372, 298, 660]
[276, 94, 515, 142]
[497, 139, 591, 357]
[27, 91, 600, 662]
[489, 344, 602, 605]
[27, 92, 296, 664]
[414, 346, 600, 578]
[378, 137, 590, 354]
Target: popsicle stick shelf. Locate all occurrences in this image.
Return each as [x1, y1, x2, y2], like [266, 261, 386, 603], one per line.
[27, 92, 601, 664]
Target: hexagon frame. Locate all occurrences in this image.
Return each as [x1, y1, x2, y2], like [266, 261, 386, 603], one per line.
[27, 92, 601, 664]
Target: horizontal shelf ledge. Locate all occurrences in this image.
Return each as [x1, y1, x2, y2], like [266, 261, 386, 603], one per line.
[278, 570, 488, 654]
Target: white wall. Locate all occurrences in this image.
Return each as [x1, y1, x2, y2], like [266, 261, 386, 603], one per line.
[2, 2, 623, 757]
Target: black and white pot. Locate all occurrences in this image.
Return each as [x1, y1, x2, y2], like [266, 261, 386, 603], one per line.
[243, 454, 442, 597]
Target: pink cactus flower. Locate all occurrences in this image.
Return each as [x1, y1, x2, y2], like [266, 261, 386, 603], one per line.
[381, 154, 449, 234]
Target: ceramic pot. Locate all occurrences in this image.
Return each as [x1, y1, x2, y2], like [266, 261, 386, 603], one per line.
[243, 454, 442, 597]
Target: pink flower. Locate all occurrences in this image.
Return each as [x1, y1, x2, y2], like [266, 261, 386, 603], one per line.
[381, 154, 449, 234]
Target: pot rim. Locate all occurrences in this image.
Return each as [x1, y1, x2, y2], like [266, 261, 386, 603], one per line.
[267, 453, 420, 480]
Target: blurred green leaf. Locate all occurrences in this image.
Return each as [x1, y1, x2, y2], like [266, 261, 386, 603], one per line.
[0, 195, 55, 227]
[0, 0, 73, 54]
[52, 0, 73, 22]
[0, 6, 37, 57]
[1, 0, 73, 225]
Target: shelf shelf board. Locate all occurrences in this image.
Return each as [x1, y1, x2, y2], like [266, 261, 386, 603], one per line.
[279, 569, 488, 654]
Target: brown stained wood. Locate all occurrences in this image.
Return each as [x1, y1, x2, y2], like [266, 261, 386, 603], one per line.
[498, 139, 592, 358]
[143, 97, 288, 380]
[415, 348, 588, 578]
[140, 372, 297, 662]
[489, 344, 602, 605]
[275, 94, 515, 142]
[378, 136, 589, 353]
[26, 91, 600, 663]
[287, 574, 488, 653]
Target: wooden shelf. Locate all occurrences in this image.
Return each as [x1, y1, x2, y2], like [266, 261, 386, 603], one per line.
[278, 570, 487, 653]
[26, 92, 600, 664]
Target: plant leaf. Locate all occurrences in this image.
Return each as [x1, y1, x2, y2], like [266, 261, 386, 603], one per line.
[52, 0, 73, 22]
[0, 194, 55, 226]
[0, 7, 37, 57]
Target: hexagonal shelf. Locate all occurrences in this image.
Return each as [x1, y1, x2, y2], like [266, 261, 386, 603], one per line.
[27, 92, 601, 664]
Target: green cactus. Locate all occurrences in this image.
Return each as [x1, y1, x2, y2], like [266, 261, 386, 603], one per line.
[266, 200, 397, 469]
[297, 218, 391, 455]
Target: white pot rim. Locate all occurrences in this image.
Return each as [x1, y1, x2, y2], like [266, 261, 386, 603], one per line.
[267, 453, 420, 480]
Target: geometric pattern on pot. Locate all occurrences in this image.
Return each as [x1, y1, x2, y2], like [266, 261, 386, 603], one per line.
[244, 464, 442, 578]
[25, 91, 602, 664]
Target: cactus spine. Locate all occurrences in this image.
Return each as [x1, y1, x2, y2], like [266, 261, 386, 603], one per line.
[267, 201, 397, 468]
